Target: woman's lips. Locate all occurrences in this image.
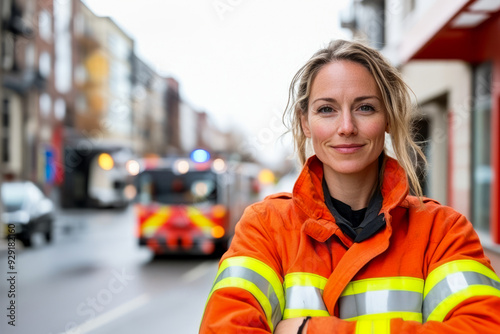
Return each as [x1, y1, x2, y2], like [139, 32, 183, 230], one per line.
[332, 144, 364, 154]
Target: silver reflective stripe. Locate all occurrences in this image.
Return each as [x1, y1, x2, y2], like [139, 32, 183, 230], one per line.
[215, 265, 282, 327]
[339, 290, 423, 319]
[423, 271, 500, 322]
[285, 285, 328, 311]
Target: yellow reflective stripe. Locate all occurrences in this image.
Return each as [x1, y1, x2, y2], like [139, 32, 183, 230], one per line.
[209, 277, 276, 331]
[206, 257, 284, 331]
[283, 309, 330, 318]
[423, 261, 500, 322]
[186, 206, 215, 233]
[283, 272, 329, 319]
[424, 259, 500, 297]
[426, 285, 500, 322]
[341, 277, 424, 296]
[356, 318, 391, 334]
[141, 207, 171, 237]
[345, 311, 422, 323]
[211, 256, 285, 324]
[215, 257, 284, 308]
[284, 272, 328, 289]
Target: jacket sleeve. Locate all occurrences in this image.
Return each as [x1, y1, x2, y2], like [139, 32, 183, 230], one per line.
[305, 210, 500, 333]
[199, 205, 285, 334]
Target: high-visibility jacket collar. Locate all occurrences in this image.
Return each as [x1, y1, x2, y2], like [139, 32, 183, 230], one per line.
[293, 155, 409, 243]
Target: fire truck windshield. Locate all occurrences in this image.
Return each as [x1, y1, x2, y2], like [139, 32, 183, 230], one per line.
[135, 169, 218, 205]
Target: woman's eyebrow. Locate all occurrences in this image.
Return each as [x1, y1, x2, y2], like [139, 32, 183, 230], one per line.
[311, 95, 381, 104]
[311, 97, 336, 104]
[354, 95, 381, 102]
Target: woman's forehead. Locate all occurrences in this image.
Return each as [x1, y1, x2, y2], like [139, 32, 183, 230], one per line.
[310, 61, 381, 100]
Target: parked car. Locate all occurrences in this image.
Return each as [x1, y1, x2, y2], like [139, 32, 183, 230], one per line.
[1, 181, 55, 247]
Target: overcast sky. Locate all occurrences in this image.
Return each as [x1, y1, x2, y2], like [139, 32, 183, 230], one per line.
[82, 0, 351, 167]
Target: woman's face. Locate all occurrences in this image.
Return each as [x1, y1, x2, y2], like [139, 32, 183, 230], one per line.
[301, 60, 387, 180]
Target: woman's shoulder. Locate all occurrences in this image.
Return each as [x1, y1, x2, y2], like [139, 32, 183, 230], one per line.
[403, 195, 465, 221]
[241, 192, 303, 230]
[256, 191, 293, 204]
[264, 191, 294, 201]
[247, 192, 294, 214]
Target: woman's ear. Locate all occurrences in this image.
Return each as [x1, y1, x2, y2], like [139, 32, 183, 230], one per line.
[385, 122, 390, 133]
[301, 113, 311, 138]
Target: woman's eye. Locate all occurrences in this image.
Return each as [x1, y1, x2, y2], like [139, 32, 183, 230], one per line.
[318, 106, 334, 113]
[359, 104, 375, 112]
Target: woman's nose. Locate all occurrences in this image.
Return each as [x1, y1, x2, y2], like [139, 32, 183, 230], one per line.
[337, 111, 357, 136]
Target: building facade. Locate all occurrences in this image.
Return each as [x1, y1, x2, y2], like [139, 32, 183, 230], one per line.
[1, 0, 68, 191]
[71, 2, 134, 148]
[131, 54, 167, 157]
[1, 0, 252, 210]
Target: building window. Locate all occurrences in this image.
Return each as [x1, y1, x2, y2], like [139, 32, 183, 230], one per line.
[39, 52, 51, 78]
[54, 98, 66, 121]
[472, 62, 492, 231]
[39, 93, 52, 118]
[39, 10, 52, 41]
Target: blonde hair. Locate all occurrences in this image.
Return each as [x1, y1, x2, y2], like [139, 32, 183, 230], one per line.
[283, 39, 427, 198]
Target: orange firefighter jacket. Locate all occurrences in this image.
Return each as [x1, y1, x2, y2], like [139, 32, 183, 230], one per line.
[200, 155, 500, 333]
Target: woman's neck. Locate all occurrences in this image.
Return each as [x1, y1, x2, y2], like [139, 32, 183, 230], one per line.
[323, 163, 379, 210]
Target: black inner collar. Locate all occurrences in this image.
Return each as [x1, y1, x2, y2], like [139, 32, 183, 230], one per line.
[322, 177, 386, 243]
[330, 196, 367, 228]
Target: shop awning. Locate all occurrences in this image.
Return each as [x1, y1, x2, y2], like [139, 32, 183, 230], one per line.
[400, 0, 500, 63]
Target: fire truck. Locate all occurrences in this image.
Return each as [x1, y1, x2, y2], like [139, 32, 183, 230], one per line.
[134, 150, 262, 256]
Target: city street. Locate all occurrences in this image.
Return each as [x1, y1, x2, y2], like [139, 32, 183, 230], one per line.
[3, 0, 500, 332]
[0, 205, 219, 334]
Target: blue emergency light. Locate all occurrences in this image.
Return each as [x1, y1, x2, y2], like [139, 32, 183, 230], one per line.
[190, 149, 210, 163]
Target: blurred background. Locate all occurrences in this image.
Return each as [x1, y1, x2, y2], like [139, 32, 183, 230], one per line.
[1, 0, 500, 333]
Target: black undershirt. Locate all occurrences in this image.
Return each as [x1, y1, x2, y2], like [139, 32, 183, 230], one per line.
[330, 197, 367, 228]
[322, 177, 386, 243]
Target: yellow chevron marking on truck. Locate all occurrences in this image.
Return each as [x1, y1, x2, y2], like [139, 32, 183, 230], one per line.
[186, 206, 215, 234]
[142, 206, 172, 237]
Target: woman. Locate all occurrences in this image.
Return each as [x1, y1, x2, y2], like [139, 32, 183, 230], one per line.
[199, 40, 500, 333]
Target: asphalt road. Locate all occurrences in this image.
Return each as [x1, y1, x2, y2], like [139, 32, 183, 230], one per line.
[0, 205, 219, 334]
